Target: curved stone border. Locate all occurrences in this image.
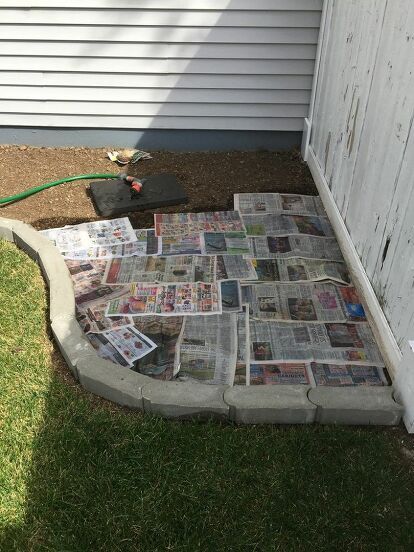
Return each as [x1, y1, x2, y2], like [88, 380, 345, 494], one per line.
[0, 216, 403, 425]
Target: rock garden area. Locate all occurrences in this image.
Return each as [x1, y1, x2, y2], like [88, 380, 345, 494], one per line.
[1, 146, 414, 550]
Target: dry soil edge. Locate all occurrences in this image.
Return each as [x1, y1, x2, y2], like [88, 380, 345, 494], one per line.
[0, 216, 403, 426]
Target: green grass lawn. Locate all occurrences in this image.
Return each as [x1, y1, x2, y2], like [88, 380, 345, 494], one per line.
[1, 238, 414, 552]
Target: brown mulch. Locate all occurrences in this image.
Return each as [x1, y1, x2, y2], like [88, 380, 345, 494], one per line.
[0, 145, 316, 229]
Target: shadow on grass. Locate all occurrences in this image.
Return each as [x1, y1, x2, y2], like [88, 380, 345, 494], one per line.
[2, 364, 414, 552]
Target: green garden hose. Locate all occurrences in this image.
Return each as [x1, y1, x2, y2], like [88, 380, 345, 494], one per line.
[0, 173, 120, 205]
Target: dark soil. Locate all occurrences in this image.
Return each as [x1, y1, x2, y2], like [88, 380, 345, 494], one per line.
[0, 146, 316, 229]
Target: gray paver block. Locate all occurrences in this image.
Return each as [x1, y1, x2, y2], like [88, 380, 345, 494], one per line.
[77, 357, 149, 409]
[0, 217, 15, 241]
[12, 220, 51, 260]
[51, 315, 96, 379]
[309, 386, 403, 426]
[38, 243, 76, 320]
[224, 385, 316, 424]
[143, 381, 229, 419]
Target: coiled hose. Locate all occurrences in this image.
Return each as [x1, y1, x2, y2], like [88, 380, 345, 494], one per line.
[0, 173, 120, 205]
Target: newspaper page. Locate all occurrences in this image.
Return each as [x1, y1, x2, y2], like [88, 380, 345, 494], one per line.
[76, 303, 133, 334]
[249, 363, 311, 385]
[246, 235, 344, 261]
[216, 255, 258, 282]
[160, 234, 203, 256]
[242, 214, 335, 238]
[234, 307, 249, 385]
[106, 282, 221, 317]
[154, 211, 245, 236]
[175, 313, 238, 384]
[234, 193, 322, 216]
[102, 255, 216, 285]
[220, 280, 242, 313]
[86, 332, 133, 367]
[104, 326, 157, 363]
[249, 320, 385, 365]
[310, 362, 389, 386]
[54, 217, 137, 253]
[202, 231, 249, 255]
[252, 258, 350, 285]
[243, 283, 366, 323]
[134, 228, 161, 256]
[65, 259, 130, 308]
[133, 316, 183, 380]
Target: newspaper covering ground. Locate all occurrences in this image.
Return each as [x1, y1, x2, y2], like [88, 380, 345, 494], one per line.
[202, 231, 249, 255]
[102, 255, 216, 285]
[310, 363, 389, 386]
[234, 308, 249, 385]
[86, 332, 133, 367]
[235, 193, 325, 216]
[76, 302, 133, 334]
[54, 218, 137, 253]
[216, 255, 258, 281]
[106, 282, 221, 317]
[65, 260, 129, 308]
[175, 313, 237, 384]
[103, 326, 157, 363]
[154, 211, 245, 236]
[246, 235, 343, 261]
[249, 320, 385, 365]
[243, 283, 366, 323]
[252, 258, 350, 285]
[220, 280, 242, 313]
[249, 363, 311, 385]
[242, 214, 334, 238]
[160, 234, 203, 256]
[133, 316, 183, 380]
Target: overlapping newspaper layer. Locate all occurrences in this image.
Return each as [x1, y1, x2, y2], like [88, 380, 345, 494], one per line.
[243, 213, 334, 238]
[242, 283, 366, 323]
[251, 258, 350, 284]
[175, 313, 238, 384]
[154, 210, 245, 236]
[234, 193, 325, 216]
[246, 234, 343, 261]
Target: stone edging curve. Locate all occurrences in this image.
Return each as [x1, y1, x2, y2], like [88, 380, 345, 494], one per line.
[0, 216, 403, 425]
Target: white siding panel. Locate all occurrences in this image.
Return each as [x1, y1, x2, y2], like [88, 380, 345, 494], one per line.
[310, 0, 414, 362]
[0, 2, 322, 131]
[0, 9, 322, 27]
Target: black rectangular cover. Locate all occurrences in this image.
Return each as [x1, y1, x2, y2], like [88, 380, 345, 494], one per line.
[90, 173, 188, 217]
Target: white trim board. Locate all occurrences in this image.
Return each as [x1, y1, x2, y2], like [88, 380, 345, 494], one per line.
[307, 145, 402, 378]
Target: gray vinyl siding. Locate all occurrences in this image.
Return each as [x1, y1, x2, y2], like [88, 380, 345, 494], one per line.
[0, 0, 322, 131]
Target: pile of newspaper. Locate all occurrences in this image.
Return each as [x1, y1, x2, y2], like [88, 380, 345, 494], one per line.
[41, 192, 389, 387]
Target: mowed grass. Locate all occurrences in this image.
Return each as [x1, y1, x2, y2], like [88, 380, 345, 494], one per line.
[1, 239, 414, 552]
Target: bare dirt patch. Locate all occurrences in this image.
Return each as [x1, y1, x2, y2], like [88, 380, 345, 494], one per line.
[0, 146, 316, 230]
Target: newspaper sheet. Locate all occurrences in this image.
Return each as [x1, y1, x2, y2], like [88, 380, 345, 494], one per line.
[154, 211, 245, 236]
[86, 332, 132, 367]
[65, 259, 130, 308]
[234, 193, 325, 216]
[242, 214, 334, 238]
[234, 308, 249, 385]
[160, 234, 203, 256]
[246, 235, 343, 261]
[220, 280, 242, 313]
[76, 303, 133, 334]
[252, 258, 350, 285]
[104, 326, 157, 363]
[53, 217, 137, 253]
[175, 313, 237, 384]
[249, 320, 385, 365]
[133, 316, 183, 380]
[242, 283, 366, 323]
[216, 255, 258, 282]
[310, 362, 389, 386]
[102, 255, 216, 285]
[249, 363, 311, 385]
[106, 282, 221, 317]
[202, 231, 249, 255]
